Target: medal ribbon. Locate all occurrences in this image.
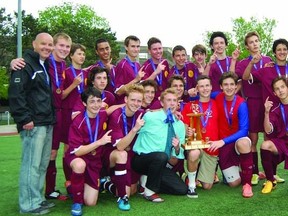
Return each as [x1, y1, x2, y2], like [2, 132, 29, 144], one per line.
[125, 56, 138, 77]
[122, 106, 136, 136]
[70, 65, 84, 94]
[85, 111, 99, 143]
[275, 64, 288, 79]
[216, 57, 229, 74]
[49, 54, 61, 89]
[248, 55, 263, 70]
[224, 96, 236, 126]
[150, 58, 162, 86]
[198, 101, 212, 129]
[280, 104, 288, 133]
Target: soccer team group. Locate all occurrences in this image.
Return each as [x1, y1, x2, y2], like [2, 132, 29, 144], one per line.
[8, 30, 288, 215]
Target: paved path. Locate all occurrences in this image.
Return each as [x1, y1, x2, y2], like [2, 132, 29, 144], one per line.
[0, 124, 18, 136]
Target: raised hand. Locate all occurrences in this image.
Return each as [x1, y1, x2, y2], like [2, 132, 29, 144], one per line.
[99, 129, 112, 145]
[264, 96, 273, 113]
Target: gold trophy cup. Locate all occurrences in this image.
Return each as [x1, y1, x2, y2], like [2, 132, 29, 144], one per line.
[182, 113, 210, 150]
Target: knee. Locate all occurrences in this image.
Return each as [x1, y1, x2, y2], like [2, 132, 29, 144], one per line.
[187, 150, 200, 162]
[260, 141, 271, 151]
[156, 152, 168, 163]
[71, 159, 86, 173]
[202, 183, 213, 190]
[85, 198, 97, 206]
[117, 150, 128, 162]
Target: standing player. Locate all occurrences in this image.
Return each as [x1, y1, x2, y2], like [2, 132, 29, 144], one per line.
[169, 45, 198, 102]
[65, 87, 112, 216]
[203, 31, 240, 95]
[208, 72, 253, 198]
[242, 38, 288, 183]
[261, 77, 288, 193]
[114, 35, 145, 104]
[235, 31, 272, 185]
[142, 37, 171, 98]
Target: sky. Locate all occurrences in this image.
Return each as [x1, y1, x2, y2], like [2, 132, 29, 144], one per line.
[1, 0, 287, 56]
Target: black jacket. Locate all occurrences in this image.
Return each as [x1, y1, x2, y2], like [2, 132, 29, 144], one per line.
[8, 50, 56, 132]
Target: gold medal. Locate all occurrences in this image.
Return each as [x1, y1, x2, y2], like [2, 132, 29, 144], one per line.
[91, 150, 96, 156]
[201, 128, 206, 133]
[184, 90, 188, 95]
[56, 88, 62, 94]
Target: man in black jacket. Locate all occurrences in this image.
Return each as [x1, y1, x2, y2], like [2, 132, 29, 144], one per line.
[9, 32, 56, 215]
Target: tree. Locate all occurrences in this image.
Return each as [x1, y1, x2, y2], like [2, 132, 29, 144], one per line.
[37, 2, 120, 66]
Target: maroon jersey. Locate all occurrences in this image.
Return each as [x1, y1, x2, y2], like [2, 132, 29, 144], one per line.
[114, 57, 141, 103]
[142, 58, 171, 97]
[209, 57, 236, 92]
[48, 56, 66, 108]
[65, 110, 108, 167]
[62, 66, 89, 109]
[141, 98, 162, 111]
[236, 55, 272, 98]
[251, 64, 287, 108]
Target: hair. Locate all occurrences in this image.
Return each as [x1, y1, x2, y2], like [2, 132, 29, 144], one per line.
[172, 45, 186, 57]
[87, 66, 110, 87]
[209, 31, 228, 47]
[160, 88, 178, 102]
[124, 35, 140, 47]
[167, 74, 185, 88]
[69, 43, 86, 61]
[272, 38, 288, 53]
[147, 37, 161, 49]
[125, 84, 145, 97]
[272, 76, 288, 90]
[95, 38, 109, 50]
[244, 31, 260, 46]
[53, 32, 72, 46]
[196, 74, 211, 85]
[140, 79, 158, 92]
[81, 87, 102, 103]
[218, 72, 239, 85]
[192, 44, 207, 56]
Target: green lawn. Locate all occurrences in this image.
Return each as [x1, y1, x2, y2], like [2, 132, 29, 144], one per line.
[0, 135, 287, 216]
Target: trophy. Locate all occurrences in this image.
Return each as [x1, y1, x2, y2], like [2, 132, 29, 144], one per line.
[182, 113, 210, 150]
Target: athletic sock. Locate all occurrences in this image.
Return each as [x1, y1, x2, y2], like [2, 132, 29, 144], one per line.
[187, 170, 197, 188]
[261, 149, 274, 181]
[113, 163, 127, 198]
[252, 151, 259, 174]
[71, 172, 84, 204]
[239, 152, 253, 185]
[63, 157, 72, 181]
[45, 160, 56, 194]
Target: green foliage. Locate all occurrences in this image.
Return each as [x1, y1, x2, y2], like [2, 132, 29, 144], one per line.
[232, 16, 276, 58]
[36, 2, 120, 66]
[0, 67, 9, 99]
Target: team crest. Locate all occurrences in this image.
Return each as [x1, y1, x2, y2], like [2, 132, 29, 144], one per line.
[164, 70, 169, 77]
[188, 70, 194, 78]
[103, 122, 107, 130]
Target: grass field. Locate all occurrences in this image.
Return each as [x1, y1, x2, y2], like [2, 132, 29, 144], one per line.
[0, 135, 287, 216]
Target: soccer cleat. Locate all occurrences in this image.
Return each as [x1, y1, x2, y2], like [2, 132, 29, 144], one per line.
[258, 171, 266, 180]
[71, 203, 82, 216]
[117, 195, 130, 211]
[262, 180, 277, 194]
[144, 193, 164, 203]
[196, 179, 203, 188]
[274, 174, 285, 183]
[40, 200, 55, 209]
[138, 185, 145, 195]
[242, 184, 253, 198]
[28, 206, 50, 215]
[99, 176, 111, 193]
[251, 174, 259, 185]
[187, 187, 198, 198]
[45, 190, 68, 201]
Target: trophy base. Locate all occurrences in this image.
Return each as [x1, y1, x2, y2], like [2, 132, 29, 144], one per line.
[182, 140, 210, 150]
